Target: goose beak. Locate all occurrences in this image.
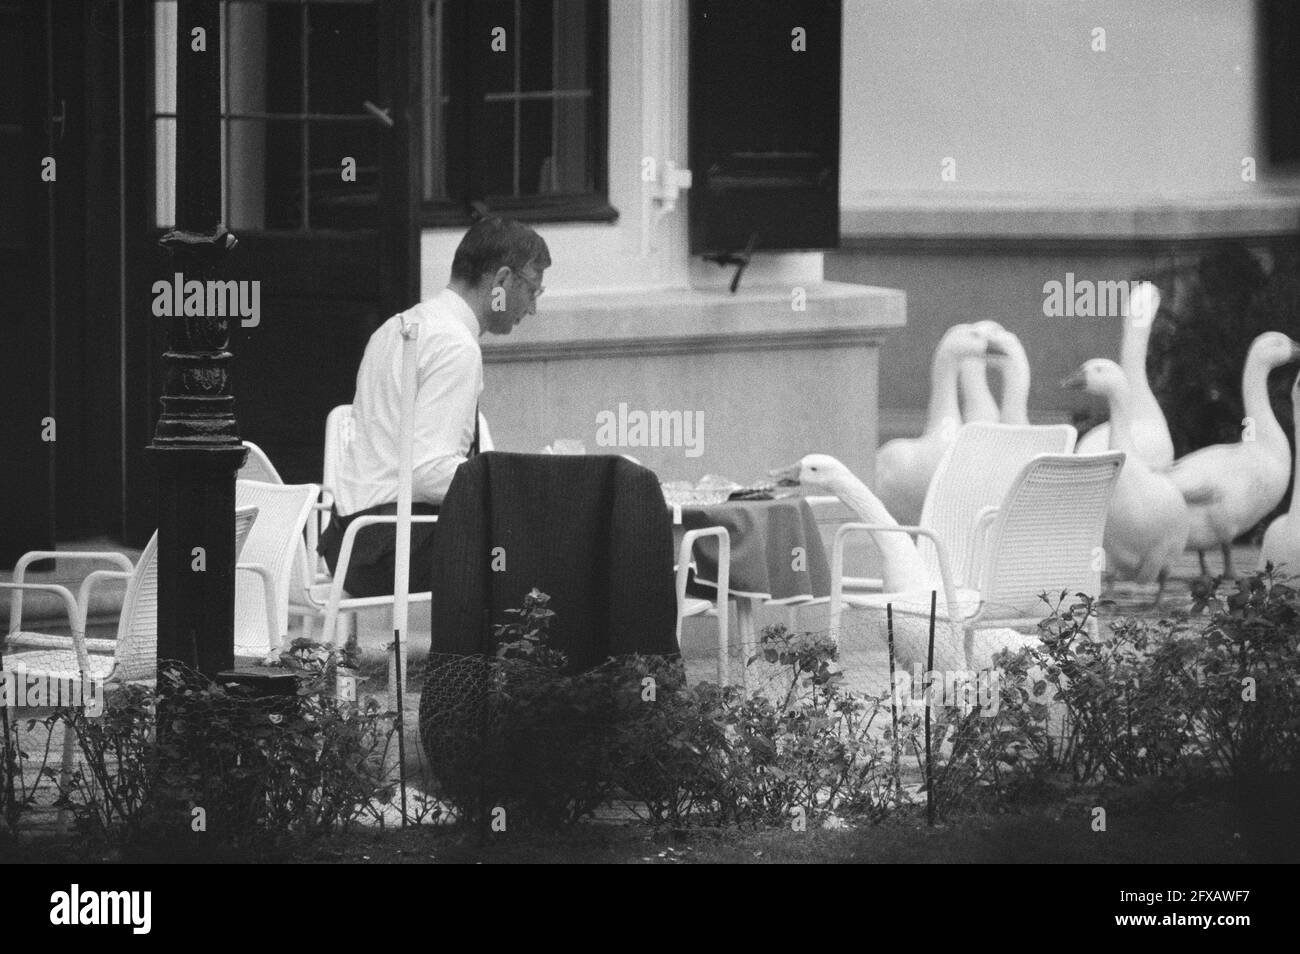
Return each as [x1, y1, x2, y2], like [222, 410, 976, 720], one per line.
[984, 338, 1008, 357]
[769, 462, 803, 486]
[1060, 367, 1087, 390]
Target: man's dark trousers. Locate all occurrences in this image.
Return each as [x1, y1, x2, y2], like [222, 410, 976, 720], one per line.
[318, 502, 440, 598]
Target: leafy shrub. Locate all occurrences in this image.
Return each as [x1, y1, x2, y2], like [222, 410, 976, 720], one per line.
[57, 644, 399, 857]
[1181, 568, 1300, 781]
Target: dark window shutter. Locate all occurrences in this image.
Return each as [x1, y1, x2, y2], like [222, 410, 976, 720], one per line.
[688, 0, 841, 256]
[1262, 0, 1300, 165]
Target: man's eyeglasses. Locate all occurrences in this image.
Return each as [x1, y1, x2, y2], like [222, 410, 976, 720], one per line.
[512, 268, 545, 300]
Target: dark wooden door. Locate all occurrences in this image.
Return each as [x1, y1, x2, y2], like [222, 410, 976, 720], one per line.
[0, 0, 53, 566]
[122, 0, 421, 542]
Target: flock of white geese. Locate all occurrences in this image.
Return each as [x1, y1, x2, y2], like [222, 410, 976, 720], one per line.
[783, 281, 1300, 611]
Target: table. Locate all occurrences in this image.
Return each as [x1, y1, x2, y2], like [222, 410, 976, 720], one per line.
[673, 496, 831, 684]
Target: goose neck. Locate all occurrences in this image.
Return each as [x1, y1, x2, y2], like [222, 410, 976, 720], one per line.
[1243, 352, 1287, 450]
[1102, 384, 1138, 455]
[927, 347, 963, 434]
[999, 348, 1031, 425]
[959, 359, 1000, 423]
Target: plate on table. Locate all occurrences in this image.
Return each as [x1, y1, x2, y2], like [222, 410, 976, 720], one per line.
[661, 483, 733, 507]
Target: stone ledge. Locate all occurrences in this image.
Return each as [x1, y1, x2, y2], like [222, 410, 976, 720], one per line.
[481, 281, 906, 363]
[841, 190, 1300, 243]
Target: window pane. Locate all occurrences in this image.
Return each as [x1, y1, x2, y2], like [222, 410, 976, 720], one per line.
[226, 117, 267, 230]
[551, 96, 590, 193]
[480, 101, 515, 197]
[309, 121, 379, 228]
[155, 117, 177, 228]
[154, 1, 177, 114]
[264, 119, 304, 230]
[226, 2, 268, 116]
[265, 2, 305, 116]
[518, 99, 553, 196]
[520, 0, 554, 93]
[307, 2, 378, 115]
[553, 0, 588, 91]
[479, 0, 515, 94]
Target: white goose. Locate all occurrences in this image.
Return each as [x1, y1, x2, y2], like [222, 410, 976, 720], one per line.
[876, 324, 999, 525]
[774, 454, 968, 671]
[973, 320, 1031, 425]
[1168, 332, 1300, 578]
[1259, 369, 1300, 578]
[959, 357, 1002, 424]
[1076, 281, 1174, 466]
[1062, 359, 1189, 605]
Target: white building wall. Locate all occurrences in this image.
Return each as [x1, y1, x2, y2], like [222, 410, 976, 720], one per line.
[840, 0, 1259, 202]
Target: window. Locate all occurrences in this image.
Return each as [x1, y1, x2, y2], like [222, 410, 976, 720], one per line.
[153, 0, 384, 231]
[423, 0, 614, 224]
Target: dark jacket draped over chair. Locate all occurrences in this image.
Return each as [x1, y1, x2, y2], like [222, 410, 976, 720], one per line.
[425, 451, 679, 670]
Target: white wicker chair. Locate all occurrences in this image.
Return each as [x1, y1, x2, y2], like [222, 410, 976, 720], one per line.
[1, 507, 259, 824]
[830, 452, 1123, 669]
[817, 422, 1077, 597]
[675, 527, 732, 683]
[2, 505, 261, 685]
[916, 423, 1078, 588]
[234, 480, 318, 657]
[241, 440, 331, 587]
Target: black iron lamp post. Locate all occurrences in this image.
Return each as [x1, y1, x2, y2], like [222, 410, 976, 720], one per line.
[149, 0, 246, 679]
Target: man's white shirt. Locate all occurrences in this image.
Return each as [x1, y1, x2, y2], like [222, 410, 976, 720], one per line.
[335, 288, 482, 516]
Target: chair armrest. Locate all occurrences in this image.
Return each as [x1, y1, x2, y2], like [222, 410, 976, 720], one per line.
[966, 506, 1000, 593]
[237, 562, 282, 650]
[9, 551, 135, 637]
[75, 570, 132, 630]
[0, 581, 91, 673]
[828, 523, 960, 637]
[323, 514, 439, 645]
[12, 550, 135, 581]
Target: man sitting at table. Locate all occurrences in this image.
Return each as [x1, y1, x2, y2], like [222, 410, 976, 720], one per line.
[319, 217, 551, 597]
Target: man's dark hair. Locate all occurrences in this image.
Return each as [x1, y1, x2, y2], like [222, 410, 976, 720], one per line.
[450, 217, 551, 284]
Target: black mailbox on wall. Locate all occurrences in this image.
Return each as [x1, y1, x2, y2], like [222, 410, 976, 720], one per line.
[688, 0, 842, 257]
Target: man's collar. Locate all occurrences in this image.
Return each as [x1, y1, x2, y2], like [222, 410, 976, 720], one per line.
[438, 286, 482, 338]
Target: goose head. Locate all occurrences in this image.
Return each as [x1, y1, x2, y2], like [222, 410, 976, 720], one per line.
[940, 322, 1005, 362]
[1248, 331, 1300, 371]
[771, 453, 859, 494]
[972, 320, 1020, 360]
[771, 453, 893, 516]
[1061, 358, 1129, 401]
[1126, 281, 1160, 329]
